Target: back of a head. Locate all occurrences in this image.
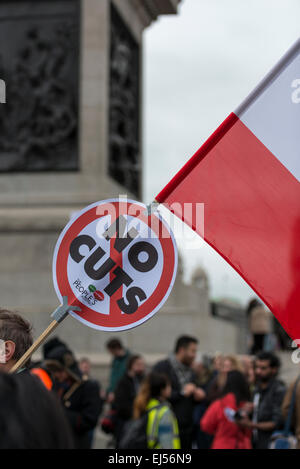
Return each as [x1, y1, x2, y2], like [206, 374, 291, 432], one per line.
[221, 370, 251, 404]
[0, 309, 33, 367]
[43, 337, 68, 359]
[43, 336, 81, 382]
[0, 372, 74, 449]
[133, 372, 170, 419]
[43, 336, 74, 364]
[148, 371, 170, 399]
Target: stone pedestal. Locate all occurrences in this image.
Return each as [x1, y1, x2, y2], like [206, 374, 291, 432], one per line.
[0, 0, 195, 356]
[0, 0, 240, 362]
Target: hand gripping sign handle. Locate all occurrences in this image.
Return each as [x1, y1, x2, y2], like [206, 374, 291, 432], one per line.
[9, 297, 81, 374]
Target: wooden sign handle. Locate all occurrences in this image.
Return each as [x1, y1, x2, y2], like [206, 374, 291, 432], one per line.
[9, 319, 60, 373]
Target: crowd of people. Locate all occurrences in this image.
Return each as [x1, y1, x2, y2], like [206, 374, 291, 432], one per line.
[0, 306, 299, 449]
[102, 337, 292, 450]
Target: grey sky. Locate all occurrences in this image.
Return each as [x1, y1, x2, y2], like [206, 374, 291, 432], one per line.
[143, 0, 300, 304]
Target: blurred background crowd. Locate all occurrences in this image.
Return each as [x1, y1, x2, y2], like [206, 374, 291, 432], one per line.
[0, 299, 299, 450]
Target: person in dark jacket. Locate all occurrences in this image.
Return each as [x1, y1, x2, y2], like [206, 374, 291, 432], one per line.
[238, 351, 286, 449]
[153, 336, 206, 449]
[192, 356, 215, 448]
[113, 354, 146, 447]
[0, 372, 74, 449]
[42, 337, 103, 449]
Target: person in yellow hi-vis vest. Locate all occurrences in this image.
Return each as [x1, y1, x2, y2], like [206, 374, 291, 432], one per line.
[133, 372, 181, 449]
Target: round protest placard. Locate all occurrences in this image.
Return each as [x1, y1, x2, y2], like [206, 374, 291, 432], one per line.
[53, 198, 178, 331]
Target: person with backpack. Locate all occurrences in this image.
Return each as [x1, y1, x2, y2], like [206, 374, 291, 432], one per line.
[200, 370, 253, 449]
[120, 372, 181, 449]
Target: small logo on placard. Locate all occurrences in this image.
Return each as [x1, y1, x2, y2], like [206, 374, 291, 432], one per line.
[89, 285, 105, 301]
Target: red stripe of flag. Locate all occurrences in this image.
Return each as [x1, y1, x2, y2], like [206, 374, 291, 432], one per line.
[156, 115, 300, 341]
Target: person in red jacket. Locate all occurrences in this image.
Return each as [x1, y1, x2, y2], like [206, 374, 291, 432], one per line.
[201, 370, 252, 449]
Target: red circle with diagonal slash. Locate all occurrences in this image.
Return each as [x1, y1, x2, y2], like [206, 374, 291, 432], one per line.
[52, 199, 177, 331]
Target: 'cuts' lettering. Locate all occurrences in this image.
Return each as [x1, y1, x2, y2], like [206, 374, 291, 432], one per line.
[69, 217, 159, 315]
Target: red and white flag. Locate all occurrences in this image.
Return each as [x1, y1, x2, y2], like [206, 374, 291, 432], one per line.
[156, 39, 300, 340]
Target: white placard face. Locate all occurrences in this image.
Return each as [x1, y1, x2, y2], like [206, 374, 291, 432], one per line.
[53, 199, 177, 331]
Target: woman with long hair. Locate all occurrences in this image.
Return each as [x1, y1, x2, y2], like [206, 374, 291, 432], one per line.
[201, 370, 252, 449]
[133, 371, 181, 449]
[206, 354, 243, 404]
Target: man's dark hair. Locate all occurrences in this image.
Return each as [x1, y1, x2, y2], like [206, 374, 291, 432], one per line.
[0, 373, 74, 449]
[174, 335, 198, 354]
[256, 351, 281, 369]
[106, 338, 124, 351]
[0, 309, 33, 365]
